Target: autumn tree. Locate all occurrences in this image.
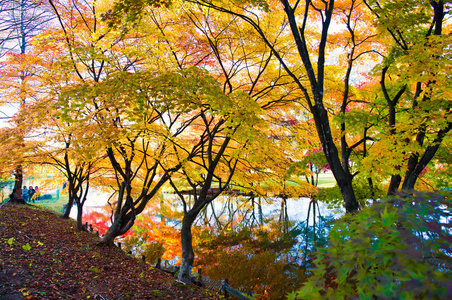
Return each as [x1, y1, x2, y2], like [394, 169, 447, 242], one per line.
[137, 3, 318, 282]
[40, 0, 196, 242]
[0, 49, 47, 204]
[363, 0, 451, 194]
[36, 0, 231, 248]
[45, 0, 242, 246]
[170, 0, 362, 213]
[0, 0, 53, 203]
[107, 0, 358, 282]
[2, 0, 109, 229]
[34, 124, 105, 230]
[190, 0, 452, 207]
[167, 94, 266, 282]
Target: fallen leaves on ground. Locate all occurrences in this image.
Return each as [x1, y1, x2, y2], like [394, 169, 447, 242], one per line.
[0, 203, 219, 300]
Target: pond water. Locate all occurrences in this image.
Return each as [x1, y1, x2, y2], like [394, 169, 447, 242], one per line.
[68, 189, 343, 234]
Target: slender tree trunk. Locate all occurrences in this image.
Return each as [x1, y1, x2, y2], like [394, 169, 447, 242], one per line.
[386, 96, 400, 196]
[160, 196, 166, 224]
[313, 198, 316, 242]
[76, 201, 83, 231]
[379, 65, 407, 196]
[228, 198, 234, 231]
[178, 211, 196, 283]
[100, 178, 130, 244]
[362, 128, 376, 200]
[62, 180, 75, 219]
[100, 184, 135, 244]
[280, 197, 288, 233]
[76, 178, 90, 230]
[62, 173, 76, 219]
[251, 197, 256, 227]
[336, 175, 358, 212]
[9, 0, 29, 205]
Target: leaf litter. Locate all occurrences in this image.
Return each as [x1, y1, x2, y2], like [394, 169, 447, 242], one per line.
[0, 203, 218, 300]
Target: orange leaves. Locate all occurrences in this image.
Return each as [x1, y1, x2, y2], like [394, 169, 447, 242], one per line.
[0, 52, 39, 104]
[123, 212, 182, 261]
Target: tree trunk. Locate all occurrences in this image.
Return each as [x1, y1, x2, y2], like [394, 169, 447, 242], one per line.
[10, 165, 25, 204]
[378, 64, 407, 196]
[387, 174, 402, 195]
[76, 201, 83, 231]
[402, 170, 420, 191]
[401, 131, 448, 190]
[62, 193, 74, 219]
[310, 106, 359, 213]
[99, 146, 174, 245]
[101, 222, 121, 245]
[100, 210, 132, 245]
[178, 212, 196, 283]
[62, 175, 79, 219]
[319, 123, 359, 213]
[336, 175, 358, 213]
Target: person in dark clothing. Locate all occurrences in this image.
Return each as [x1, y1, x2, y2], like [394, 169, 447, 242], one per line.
[28, 186, 35, 203]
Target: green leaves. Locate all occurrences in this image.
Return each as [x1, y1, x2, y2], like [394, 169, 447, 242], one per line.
[291, 192, 452, 299]
[366, 0, 432, 44]
[5, 237, 31, 251]
[22, 243, 32, 251]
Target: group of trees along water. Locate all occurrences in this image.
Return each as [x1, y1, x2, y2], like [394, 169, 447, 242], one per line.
[0, 0, 450, 289]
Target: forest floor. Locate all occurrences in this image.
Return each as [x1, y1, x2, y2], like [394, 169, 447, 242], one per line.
[0, 203, 219, 300]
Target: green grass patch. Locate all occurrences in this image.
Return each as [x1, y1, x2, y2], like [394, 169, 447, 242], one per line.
[316, 172, 336, 188]
[35, 193, 69, 214]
